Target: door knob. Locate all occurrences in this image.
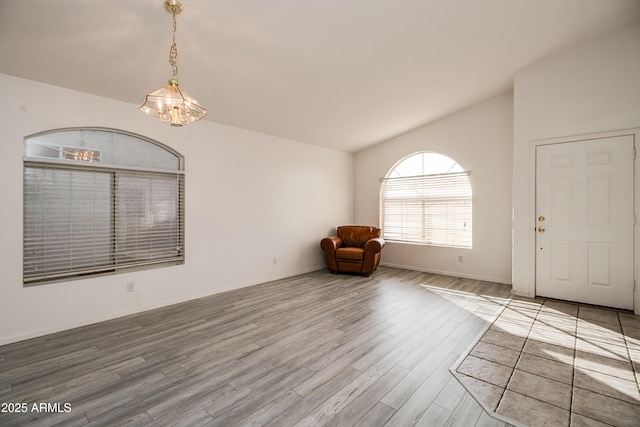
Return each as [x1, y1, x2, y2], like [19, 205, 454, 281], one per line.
[538, 227, 545, 233]
[538, 216, 545, 222]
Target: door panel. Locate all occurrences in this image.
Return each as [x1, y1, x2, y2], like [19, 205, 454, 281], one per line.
[550, 240, 572, 282]
[536, 135, 634, 310]
[588, 242, 611, 286]
[550, 177, 573, 226]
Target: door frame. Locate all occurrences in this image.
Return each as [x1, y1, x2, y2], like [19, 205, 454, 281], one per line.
[527, 128, 639, 313]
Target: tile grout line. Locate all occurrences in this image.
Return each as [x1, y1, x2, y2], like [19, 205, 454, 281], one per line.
[493, 299, 542, 415]
[568, 305, 580, 427]
[450, 296, 515, 421]
[459, 298, 640, 426]
[618, 311, 640, 397]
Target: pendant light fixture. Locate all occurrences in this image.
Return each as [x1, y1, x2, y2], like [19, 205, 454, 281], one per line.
[139, 0, 206, 127]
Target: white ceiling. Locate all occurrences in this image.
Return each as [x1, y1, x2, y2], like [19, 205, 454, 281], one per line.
[1, 1, 639, 152]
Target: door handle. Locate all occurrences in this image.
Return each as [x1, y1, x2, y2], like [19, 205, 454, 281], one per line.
[538, 227, 545, 233]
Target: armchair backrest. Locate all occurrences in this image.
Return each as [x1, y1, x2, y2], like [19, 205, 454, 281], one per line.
[337, 225, 381, 248]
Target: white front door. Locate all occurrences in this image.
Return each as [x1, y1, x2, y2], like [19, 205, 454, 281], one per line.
[535, 135, 635, 310]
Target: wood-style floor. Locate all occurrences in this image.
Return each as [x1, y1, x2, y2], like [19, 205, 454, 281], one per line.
[0, 267, 514, 427]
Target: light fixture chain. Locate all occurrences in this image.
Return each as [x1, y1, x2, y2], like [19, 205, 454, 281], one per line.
[169, 12, 178, 79]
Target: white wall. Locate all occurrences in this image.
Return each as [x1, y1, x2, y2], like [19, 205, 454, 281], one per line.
[354, 92, 513, 284]
[0, 74, 354, 345]
[512, 21, 640, 306]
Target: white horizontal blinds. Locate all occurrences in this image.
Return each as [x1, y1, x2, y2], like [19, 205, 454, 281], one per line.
[116, 173, 184, 266]
[23, 128, 185, 284]
[380, 171, 472, 247]
[24, 164, 114, 282]
[24, 162, 184, 284]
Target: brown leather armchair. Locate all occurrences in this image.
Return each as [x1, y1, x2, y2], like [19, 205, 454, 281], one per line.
[320, 225, 385, 276]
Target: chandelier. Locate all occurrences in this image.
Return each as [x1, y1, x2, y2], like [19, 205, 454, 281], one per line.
[139, 0, 207, 127]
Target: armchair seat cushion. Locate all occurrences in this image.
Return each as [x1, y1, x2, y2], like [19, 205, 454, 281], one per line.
[336, 247, 364, 261]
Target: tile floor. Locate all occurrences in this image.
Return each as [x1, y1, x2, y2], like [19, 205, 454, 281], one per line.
[452, 297, 640, 427]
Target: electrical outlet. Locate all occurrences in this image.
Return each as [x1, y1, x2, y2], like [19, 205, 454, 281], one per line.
[458, 255, 463, 263]
[273, 257, 277, 266]
[126, 282, 135, 292]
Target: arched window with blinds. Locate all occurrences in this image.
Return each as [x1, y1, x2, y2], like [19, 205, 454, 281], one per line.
[380, 152, 472, 248]
[23, 128, 185, 285]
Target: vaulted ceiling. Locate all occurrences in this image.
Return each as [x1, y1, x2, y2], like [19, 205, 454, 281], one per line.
[1, 1, 639, 152]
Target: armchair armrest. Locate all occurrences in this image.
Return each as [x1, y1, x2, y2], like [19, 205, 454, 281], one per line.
[320, 235, 343, 252]
[320, 235, 343, 273]
[364, 237, 385, 254]
[362, 237, 385, 275]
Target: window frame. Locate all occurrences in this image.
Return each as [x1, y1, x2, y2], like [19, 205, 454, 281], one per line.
[23, 127, 185, 285]
[379, 152, 472, 248]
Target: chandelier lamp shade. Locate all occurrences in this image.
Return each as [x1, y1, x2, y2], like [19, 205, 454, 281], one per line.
[139, 0, 207, 127]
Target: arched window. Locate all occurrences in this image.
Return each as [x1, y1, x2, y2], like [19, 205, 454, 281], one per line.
[23, 128, 184, 284]
[380, 152, 472, 247]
